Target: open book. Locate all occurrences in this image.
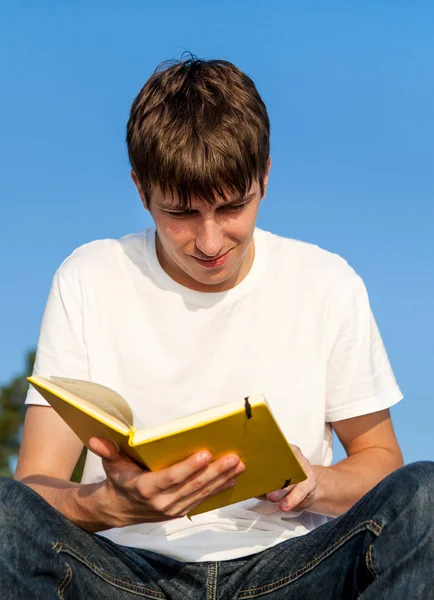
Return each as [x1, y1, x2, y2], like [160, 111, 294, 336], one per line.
[28, 375, 307, 516]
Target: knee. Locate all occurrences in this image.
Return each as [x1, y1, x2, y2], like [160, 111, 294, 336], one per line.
[0, 477, 39, 526]
[0, 476, 26, 504]
[399, 460, 434, 489]
[391, 461, 434, 520]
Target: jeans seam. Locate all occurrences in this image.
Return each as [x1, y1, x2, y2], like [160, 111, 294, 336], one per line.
[365, 544, 379, 579]
[52, 541, 166, 599]
[206, 561, 218, 600]
[57, 561, 72, 599]
[239, 519, 383, 598]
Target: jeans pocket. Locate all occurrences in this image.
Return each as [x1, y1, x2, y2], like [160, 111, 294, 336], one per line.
[56, 561, 72, 599]
[53, 541, 166, 599]
[238, 520, 382, 598]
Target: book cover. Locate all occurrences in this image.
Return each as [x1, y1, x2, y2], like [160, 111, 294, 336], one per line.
[28, 375, 307, 515]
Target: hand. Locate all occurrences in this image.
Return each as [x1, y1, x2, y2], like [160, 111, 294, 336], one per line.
[88, 437, 245, 528]
[263, 445, 317, 513]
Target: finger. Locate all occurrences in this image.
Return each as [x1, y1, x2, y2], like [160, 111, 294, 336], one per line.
[182, 460, 245, 502]
[174, 461, 246, 514]
[184, 477, 240, 515]
[88, 437, 143, 475]
[88, 437, 120, 460]
[267, 484, 296, 502]
[279, 482, 314, 512]
[155, 451, 239, 491]
[147, 454, 244, 517]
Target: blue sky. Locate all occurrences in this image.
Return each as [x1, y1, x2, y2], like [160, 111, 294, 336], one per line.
[1, 1, 433, 464]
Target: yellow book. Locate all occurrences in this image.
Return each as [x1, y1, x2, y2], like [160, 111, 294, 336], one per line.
[27, 375, 307, 516]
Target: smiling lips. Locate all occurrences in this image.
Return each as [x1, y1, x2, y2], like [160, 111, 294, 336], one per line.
[193, 249, 232, 269]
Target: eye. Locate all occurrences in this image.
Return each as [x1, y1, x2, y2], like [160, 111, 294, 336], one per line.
[165, 210, 195, 219]
[163, 201, 249, 218]
[220, 202, 248, 213]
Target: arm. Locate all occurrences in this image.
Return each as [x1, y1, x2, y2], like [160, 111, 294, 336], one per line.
[312, 409, 403, 516]
[15, 405, 245, 532]
[267, 409, 403, 517]
[15, 405, 104, 530]
[270, 264, 404, 517]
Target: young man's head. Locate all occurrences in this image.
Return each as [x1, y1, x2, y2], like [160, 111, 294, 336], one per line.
[127, 57, 270, 292]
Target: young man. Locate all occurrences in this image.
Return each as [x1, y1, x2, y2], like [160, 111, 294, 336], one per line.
[1, 58, 433, 599]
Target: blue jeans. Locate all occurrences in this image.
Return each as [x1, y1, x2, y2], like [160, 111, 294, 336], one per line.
[0, 462, 433, 599]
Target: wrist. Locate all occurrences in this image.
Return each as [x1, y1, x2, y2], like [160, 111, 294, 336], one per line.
[309, 465, 328, 514]
[71, 481, 116, 532]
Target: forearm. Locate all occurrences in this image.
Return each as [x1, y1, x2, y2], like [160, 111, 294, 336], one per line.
[310, 447, 404, 518]
[16, 475, 111, 533]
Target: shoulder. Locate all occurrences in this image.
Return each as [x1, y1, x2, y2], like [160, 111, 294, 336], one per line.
[55, 231, 149, 284]
[257, 228, 360, 293]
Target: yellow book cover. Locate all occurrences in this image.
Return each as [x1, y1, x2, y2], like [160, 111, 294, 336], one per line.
[27, 375, 307, 516]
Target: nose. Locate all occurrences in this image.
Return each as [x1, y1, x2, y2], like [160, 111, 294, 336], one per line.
[195, 218, 224, 257]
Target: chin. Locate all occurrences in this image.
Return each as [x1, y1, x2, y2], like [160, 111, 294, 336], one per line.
[192, 269, 232, 286]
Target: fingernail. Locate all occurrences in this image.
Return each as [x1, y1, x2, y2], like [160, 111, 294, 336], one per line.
[225, 456, 239, 468]
[198, 451, 211, 462]
[269, 490, 286, 502]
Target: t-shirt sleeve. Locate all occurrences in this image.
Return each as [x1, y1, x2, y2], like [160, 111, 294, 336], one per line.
[325, 267, 403, 422]
[25, 267, 89, 406]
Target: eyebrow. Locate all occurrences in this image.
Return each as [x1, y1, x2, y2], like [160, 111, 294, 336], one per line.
[158, 192, 256, 211]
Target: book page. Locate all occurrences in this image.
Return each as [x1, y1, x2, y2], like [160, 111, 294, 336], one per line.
[49, 377, 133, 426]
[132, 394, 266, 445]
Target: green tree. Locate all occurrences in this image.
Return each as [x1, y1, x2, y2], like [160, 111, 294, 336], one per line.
[0, 350, 35, 477]
[0, 351, 86, 481]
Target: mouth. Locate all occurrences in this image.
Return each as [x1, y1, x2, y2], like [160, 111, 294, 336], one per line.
[192, 249, 232, 269]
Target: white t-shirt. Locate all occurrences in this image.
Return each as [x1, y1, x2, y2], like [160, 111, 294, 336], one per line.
[26, 227, 403, 562]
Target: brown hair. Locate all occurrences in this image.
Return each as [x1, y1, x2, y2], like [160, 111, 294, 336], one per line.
[126, 56, 270, 209]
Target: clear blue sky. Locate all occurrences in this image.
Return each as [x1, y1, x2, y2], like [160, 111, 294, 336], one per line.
[1, 1, 433, 464]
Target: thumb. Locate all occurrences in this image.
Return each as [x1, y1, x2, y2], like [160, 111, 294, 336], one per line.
[88, 437, 121, 461]
[88, 437, 145, 480]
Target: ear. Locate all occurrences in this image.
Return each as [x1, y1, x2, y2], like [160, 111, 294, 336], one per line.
[261, 157, 272, 198]
[131, 170, 148, 209]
